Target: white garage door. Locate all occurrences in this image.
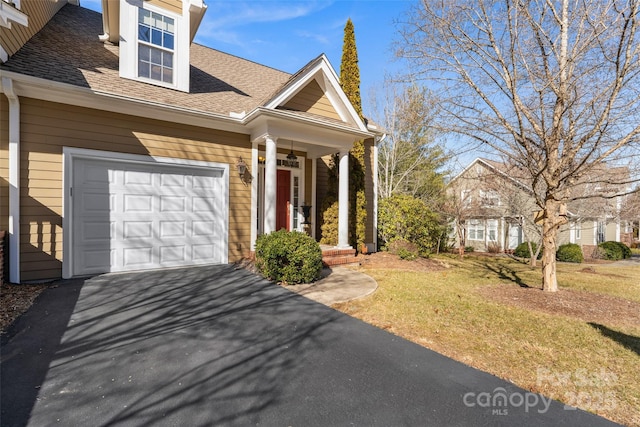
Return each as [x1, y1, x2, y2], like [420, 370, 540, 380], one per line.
[71, 157, 227, 276]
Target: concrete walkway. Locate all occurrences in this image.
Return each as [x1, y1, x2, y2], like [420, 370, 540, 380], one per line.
[280, 266, 378, 305]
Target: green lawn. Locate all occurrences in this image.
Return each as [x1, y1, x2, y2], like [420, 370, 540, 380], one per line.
[335, 255, 640, 426]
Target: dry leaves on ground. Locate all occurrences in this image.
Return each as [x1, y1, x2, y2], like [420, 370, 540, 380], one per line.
[0, 282, 48, 334]
[358, 251, 447, 273]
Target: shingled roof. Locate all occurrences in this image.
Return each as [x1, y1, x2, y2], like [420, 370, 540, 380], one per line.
[0, 4, 292, 116]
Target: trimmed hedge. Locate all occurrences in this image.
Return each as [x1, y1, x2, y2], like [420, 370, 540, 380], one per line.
[556, 243, 583, 263]
[598, 241, 632, 261]
[255, 230, 323, 284]
[514, 242, 542, 259]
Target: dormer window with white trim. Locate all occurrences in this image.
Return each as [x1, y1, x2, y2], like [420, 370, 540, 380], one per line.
[137, 9, 175, 84]
[119, 1, 190, 92]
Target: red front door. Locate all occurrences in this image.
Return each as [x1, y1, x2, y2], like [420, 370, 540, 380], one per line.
[276, 170, 291, 231]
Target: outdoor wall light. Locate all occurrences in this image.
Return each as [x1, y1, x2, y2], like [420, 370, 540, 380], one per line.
[236, 157, 247, 178]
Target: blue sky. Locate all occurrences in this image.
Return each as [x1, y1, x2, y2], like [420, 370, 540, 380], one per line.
[82, 0, 414, 114]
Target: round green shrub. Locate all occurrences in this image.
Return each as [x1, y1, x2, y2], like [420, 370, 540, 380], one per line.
[255, 230, 323, 284]
[514, 242, 542, 259]
[598, 241, 632, 260]
[378, 195, 442, 256]
[556, 243, 583, 263]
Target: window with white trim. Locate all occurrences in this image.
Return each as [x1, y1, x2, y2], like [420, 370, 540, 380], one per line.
[138, 9, 175, 84]
[575, 221, 582, 240]
[487, 219, 498, 241]
[467, 219, 485, 241]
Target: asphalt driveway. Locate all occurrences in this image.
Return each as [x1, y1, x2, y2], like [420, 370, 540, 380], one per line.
[1, 265, 617, 426]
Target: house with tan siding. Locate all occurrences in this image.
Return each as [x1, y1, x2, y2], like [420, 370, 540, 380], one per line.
[448, 158, 633, 255]
[0, 0, 380, 283]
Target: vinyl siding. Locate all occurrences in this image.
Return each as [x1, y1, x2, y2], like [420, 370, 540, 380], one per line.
[0, 0, 67, 59]
[283, 80, 341, 121]
[14, 97, 252, 281]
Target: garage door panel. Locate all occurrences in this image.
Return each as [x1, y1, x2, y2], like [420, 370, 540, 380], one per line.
[72, 157, 227, 276]
[84, 249, 115, 271]
[124, 169, 153, 185]
[123, 221, 153, 239]
[82, 221, 113, 241]
[160, 245, 186, 263]
[160, 221, 186, 238]
[160, 196, 186, 212]
[124, 194, 153, 213]
[160, 173, 185, 187]
[193, 244, 215, 261]
[123, 247, 153, 266]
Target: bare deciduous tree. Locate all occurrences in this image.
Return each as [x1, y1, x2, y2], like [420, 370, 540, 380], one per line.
[398, 0, 640, 291]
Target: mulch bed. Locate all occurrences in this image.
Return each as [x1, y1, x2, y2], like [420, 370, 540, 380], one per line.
[477, 285, 640, 327]
[0, 282, 49, 334]
[358, 251, 447, 273]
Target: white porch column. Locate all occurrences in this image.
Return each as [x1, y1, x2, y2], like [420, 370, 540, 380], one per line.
[263, 135, 277, 234]
[337, 149, 351, 248]
[3, 77, 20, 283]
[250, 141, 258, 249]
[311, 157, 317, 239]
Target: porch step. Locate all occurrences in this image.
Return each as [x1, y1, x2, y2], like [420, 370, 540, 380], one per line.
[322, 248, 360, 267]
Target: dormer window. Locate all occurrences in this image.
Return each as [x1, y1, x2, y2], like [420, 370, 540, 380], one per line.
[138, 9, 175, 84]
[118, 1, 190, 92]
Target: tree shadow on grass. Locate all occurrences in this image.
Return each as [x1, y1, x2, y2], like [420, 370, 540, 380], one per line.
[589, 323, 640, 356]
[466, 258, 533, 288]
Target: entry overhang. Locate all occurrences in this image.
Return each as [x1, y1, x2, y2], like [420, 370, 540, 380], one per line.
[245, 107, 373, 158]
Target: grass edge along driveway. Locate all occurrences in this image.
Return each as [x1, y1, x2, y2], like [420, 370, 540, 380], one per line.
[335, 255, 640, 427]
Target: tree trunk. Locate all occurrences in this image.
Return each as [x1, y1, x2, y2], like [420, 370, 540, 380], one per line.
[541, 199, 561, 292]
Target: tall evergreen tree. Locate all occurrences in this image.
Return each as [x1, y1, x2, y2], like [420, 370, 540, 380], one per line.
[340, 18, 367, 251]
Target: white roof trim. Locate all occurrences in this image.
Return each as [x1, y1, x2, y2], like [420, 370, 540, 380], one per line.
[0, 0, 28, 29]
[264, 54, 369, 133]
[0, 70, 374, 149]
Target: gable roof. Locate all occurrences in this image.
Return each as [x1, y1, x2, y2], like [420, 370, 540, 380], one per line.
[0, 4, 371, 140]
[449, 157, 532, 194]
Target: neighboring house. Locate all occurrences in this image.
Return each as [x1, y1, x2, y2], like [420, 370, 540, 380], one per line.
[446, 158, 538, 253]
[558, 166, 636, 255]
[447, 158, 634, 254]
[0, 0, 381, 283]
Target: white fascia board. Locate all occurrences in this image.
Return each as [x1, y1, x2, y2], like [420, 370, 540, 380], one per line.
[246, 107, 371, 140]
[0, 0, 28, 29]
[189, 0, 207, 43]
[263, 55, 369, 133]
[0, 70, 248, 134]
